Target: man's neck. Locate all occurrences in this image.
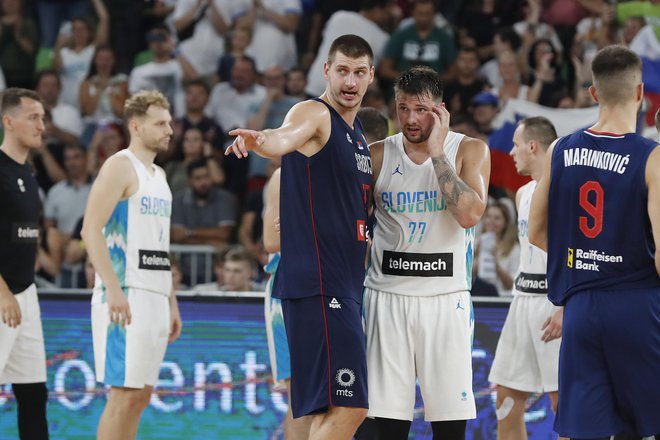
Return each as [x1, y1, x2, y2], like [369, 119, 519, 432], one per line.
[68, 174, 89, 187]
[128, 142, 157, 172]
[319, 93, 359, 128]
[591, 103, 639, 135]
[402, 137, 430, 164]
[0, 141, 30, 165]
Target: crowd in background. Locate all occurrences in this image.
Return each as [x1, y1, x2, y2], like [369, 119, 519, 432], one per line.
[2, 0, 658, 296]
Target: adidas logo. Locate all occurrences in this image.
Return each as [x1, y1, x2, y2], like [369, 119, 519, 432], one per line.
[329, 298, 341, 309]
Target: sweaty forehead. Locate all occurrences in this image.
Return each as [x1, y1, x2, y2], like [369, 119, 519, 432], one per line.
[332, 53, 372, 69]
[395, 91, 435, 107]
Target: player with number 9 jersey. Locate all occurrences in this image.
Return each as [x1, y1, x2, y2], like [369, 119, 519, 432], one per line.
[547, 129, 660, 306]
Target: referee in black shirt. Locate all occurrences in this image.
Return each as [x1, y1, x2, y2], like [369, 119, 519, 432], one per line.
[0, 88, 49, 439]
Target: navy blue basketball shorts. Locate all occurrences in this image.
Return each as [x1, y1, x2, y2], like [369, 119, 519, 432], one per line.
[281, 295, 368, 418]
[555, 288, 660, 438]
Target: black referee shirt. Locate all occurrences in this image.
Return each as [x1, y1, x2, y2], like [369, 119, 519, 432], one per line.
[0, 149, 41, 294]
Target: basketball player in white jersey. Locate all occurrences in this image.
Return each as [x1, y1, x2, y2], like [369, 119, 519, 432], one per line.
[488, 117, 566, 440]
[363, 66, 490, 439]
[82, 90, 182, 440]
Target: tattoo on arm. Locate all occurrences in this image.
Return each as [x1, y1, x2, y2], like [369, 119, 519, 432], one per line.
[431, 156, 473, 207]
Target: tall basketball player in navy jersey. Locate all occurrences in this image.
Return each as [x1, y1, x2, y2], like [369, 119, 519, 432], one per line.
[529, 45, 660, 440]
[226, 35, 374, 439]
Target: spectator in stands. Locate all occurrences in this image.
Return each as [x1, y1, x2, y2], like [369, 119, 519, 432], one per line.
[86, 122, 126, 176]
[192, 252, 226, 291]
[622, 16, 645, 47]
[170, 254, 187, 291]
[245, 0, 302, 72]
[458, 0, 519, 60]
[490, 50, 533, 104]
[470, 91, 499, 136]
[64, 216, 85, 266]
[165, 127, 224, 193]
[0, 0, 38, 89]
[305, 0, 392, 97]
[443, 47, 488, 116]
[172, 0, 251, 77]
[43, 143, 92, 239]
[284, 66, 313, 101]
[527, 38, 565, 107]
[129, 24, 197, 118]
[53, 0, 109, 109]
[357, 107, 389, 144]
[379, 0, 457, 84]
[246, 64, 300, 189]
[196, 246, 261, 292]
[238, 158, 280, 269]
[302, 0, 362, 70]
[168, 79, 224, 164]
[36, 0, 89, 48]
[35, 217, 63, 286]
[171, 159, 236, 248]
[35, 70, 84, 145]
[216, 26, 252, 82]
[79, 45, 128, 146]
[473, 198, 520, 297]
[206, 56, 266, 133]
[479, 27, 522, 90]
[28, 116, 66, 192]
[514, 0, 563, 58]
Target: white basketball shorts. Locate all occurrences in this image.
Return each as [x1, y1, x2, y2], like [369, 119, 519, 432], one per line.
[0, 284, 47, 384]
[489, 294, 561, 393]
[92, 288, 170, 388]
[364, 288, 476, 421]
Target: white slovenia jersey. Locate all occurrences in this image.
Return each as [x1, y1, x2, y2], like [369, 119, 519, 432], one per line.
[513, 180, 548, 296]
[94, 149, 172, 300]
[365, 132, 475, 296]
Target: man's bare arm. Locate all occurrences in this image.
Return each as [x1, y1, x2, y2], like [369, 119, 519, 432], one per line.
[227, 100, 328, 159]
[529, 142, 556, 251]
[81, 155, 136, 326]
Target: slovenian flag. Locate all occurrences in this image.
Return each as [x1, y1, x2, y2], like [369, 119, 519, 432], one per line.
[488, 99, 599, 193]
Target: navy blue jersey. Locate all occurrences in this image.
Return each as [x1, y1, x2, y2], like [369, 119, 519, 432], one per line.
[547, 129, 660, 305]
[274, 99, 372, 301]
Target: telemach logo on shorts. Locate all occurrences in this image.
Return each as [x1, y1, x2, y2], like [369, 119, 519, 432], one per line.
[138, 250, 171, 271]
[382, 250, 453, 277]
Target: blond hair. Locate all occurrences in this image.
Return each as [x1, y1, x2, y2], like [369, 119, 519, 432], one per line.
[123, 90, 170, 121]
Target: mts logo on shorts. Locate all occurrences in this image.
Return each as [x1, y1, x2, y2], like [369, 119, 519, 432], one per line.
[336, 368, 355, 397]
[138, 250, 171, 270]
[382, 250, 453, 277]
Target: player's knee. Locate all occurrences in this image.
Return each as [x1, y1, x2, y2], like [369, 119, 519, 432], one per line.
[12, 382, 48, 408]
[342, 407, 368, 426]
[113, 388, 151, 412]
[495, 396, 520, 421]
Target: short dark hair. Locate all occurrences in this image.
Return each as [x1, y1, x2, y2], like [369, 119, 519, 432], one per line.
[187, 158, 209, 177]
[412, 0, 435, 10]
[519, 116, 557, 150]
[34, 69, 60, 90]
[327, 34, 374, 67]
[394, 66, 443, 101]
[357, 107, 389, 144]
[1, 88, 44, 116]
[494, 27, 521, 52]
[234, 56, 257, 74]
[185, 78, 211, 95]
[591, 45, 642, 105]
[655, 107, 660, 132]
[224, 245, 252, 265]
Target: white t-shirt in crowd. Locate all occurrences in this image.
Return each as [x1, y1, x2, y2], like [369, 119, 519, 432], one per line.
[172, 0, 250, 76]
[129, 60, 185, 118]
[59, 45, 95, 108]
[205, 82, 266, 133]
[52, 103, 84, 137]
[245, 0, 302, 72]
[306, 10, 389, 96]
